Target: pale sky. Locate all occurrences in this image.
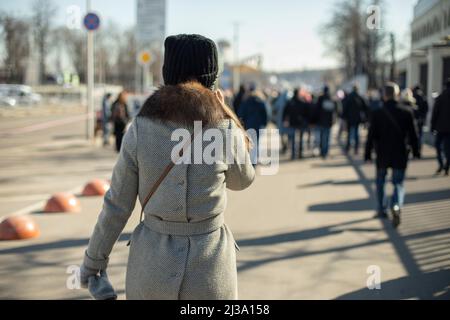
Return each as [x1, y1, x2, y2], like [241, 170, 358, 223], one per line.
[0, 0, 418, 72]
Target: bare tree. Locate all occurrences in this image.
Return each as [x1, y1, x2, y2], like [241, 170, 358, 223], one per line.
[61, 28, 87, 83]
[321, 0, 387, 88]
[31, 0, 57, 84]
[115, 28, 137, 89]
[0, 13, 30, 83]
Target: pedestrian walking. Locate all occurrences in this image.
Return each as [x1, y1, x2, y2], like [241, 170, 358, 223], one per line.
[412, 85, 429, 154]
[238, 83, 269, 164]
[283, 88, 310, 159]
[431, 79, 450, 176]
[233, 84, 246, 115]
[273, 89, 291, 155]
[365, 82, 420, 228]
[343, 85, 368, 155]
[111, 91, 130, 152]
[101, 93, 112, 146]
[316, 86, 338, 159]
[80, 34, 255, 300]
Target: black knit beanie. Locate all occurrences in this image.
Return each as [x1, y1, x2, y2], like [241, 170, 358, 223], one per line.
[162, 34, 219, 89]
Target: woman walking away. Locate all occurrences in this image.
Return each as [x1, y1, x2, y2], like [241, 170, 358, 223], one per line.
[80, 34, 256, 300]
[111, 91, 130, 152]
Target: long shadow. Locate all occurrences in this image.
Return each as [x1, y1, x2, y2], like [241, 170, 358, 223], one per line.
[297, 176, 435, 188]
[0, 233, 131, 255]
[237, 226, 450, 274]
[237, 238, 388, 273]
[341, 148, 449, 279]
[308, 189, 450, 213]
[237, 218, 374, 248]
[335, 269, 450, 300]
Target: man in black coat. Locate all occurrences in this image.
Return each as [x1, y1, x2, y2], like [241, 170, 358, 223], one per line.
[316, 86, 338, 159]
[343, 85, 368, 155]
[283, 88, 310, 159]
[431, 79, 450, 176]
[365, 82, 420, 228]
[412, 85, 429, 154]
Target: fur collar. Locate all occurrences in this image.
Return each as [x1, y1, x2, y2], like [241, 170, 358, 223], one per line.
[138, 82, 227, 127]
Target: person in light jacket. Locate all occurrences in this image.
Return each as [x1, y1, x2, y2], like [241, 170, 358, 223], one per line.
[80, 34, 256, 300]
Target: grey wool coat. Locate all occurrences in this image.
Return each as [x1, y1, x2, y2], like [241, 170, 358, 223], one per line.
[83, 83, 255, 300]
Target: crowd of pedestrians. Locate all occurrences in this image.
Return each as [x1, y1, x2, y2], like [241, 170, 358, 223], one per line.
[232, 78, 450, 228]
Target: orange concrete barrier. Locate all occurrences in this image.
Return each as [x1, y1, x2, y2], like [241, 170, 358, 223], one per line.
[44, 193, 81, 213]
[82, 179, 110, 197]
[0, 215, 40, 241]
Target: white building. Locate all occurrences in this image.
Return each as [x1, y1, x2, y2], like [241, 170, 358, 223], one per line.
[399, 0, 450, 107]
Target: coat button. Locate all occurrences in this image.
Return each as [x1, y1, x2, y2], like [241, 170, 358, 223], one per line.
[178, 180, 185, 186]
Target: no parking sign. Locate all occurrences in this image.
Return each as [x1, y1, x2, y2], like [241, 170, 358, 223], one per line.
[83, 12, 100, 31]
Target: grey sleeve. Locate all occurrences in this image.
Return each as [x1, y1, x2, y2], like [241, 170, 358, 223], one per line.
[83, 119, 139, 270]
[225, 121, 256, 191]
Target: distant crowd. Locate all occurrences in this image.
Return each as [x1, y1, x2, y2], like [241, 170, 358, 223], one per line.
[231, 79, 450, 228]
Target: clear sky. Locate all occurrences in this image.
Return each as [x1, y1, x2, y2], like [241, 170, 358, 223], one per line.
[0, 0, 418, 72]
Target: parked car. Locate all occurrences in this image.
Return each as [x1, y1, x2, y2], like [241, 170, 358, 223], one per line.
[0, 95, 17, 107]
[0, 84, 42, 106]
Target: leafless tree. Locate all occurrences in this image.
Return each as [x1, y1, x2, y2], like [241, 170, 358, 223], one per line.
[61, 28, 87, 83]
[321, 0, 387, 88]
[115, 28, 137, 89]
[31, 0, 57, 84]
[0, 13, 31, 83]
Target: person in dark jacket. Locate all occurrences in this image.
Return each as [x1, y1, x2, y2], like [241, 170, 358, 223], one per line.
[233, 85, 246, 115]
[316, 86, 338, 159]
[101, 93, 112, 146]
[343, 85, 368, 155]
[431, 79, 450, 176]
[283, 88, 310, 159]
[412, 85, 429, 154]
[365, 82, 420, 228]
[238, 85, 268, 164]
[111, 91, 130, 152]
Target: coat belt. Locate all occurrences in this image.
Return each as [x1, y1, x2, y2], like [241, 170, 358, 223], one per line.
[143, 214, 224, 236]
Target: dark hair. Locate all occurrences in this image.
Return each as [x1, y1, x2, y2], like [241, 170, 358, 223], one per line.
[446, 78, 450, 89]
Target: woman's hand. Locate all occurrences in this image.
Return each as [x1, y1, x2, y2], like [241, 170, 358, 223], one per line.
[80, 263, 99, 289]
[80, 263, 117, 300]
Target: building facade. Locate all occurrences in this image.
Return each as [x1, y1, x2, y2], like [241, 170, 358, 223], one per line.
[401, 0, 450, 107]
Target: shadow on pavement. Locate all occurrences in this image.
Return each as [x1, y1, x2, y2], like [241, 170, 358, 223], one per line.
[0, 233, 131, 255]
[336, 269, 450, 300]
[237, 218, 374, 247]
[308, 189, 450, 212]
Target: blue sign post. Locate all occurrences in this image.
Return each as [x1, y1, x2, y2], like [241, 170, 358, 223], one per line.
[83, 12, 100, 31]
[84, 11, 100, 140]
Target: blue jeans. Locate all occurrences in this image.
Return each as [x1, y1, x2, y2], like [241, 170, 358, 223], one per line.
[320, 127, 331, 157]
[436, 132, 450, 170]
[288, 127, 307, 159]
[376, 168, 406, 212]
[346, 125, 360, 154]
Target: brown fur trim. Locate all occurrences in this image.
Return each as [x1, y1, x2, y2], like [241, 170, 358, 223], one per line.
[138, 81, 227, 127]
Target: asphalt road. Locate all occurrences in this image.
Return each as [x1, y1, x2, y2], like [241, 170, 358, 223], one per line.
[0, 105, 117, 217]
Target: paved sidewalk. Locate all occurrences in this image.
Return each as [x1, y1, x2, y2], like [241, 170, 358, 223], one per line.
[0, 134, 449, 300]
